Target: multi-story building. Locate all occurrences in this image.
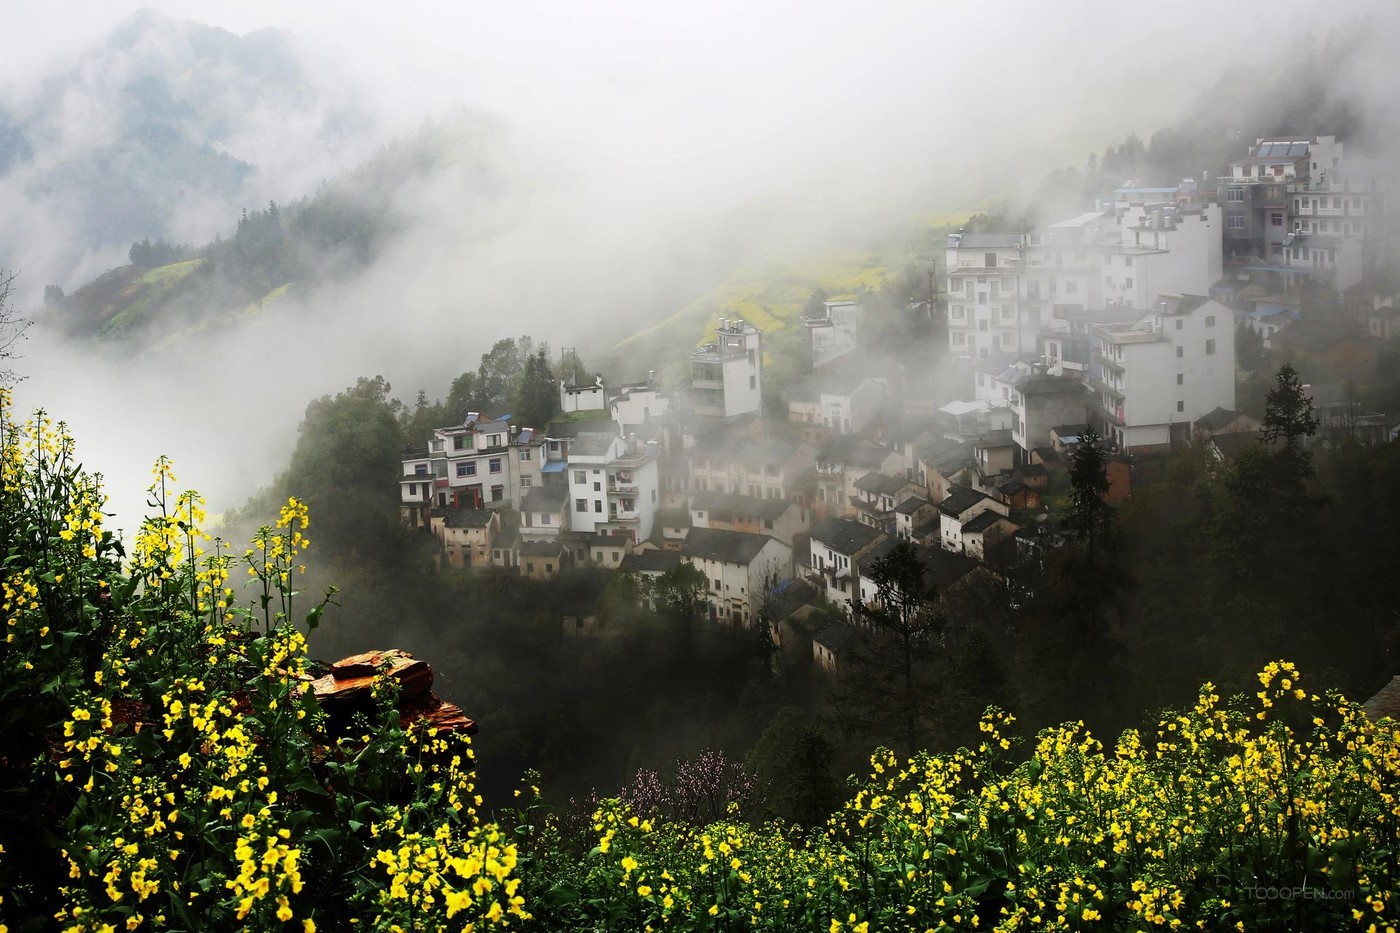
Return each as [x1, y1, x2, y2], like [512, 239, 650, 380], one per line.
[802, 299, 860, 369]
[1219, 135, 1385, 290]
[687, 424, 814, 503]
[690, 319, 763, 418]
[945, 233, 1028, 360]
[681, 527, 793, 627]
[948, 202, 1221, 372]
[566, 430, 661, 543]
[399, 414, 546, 523]
[1089, 294, 1235, 451]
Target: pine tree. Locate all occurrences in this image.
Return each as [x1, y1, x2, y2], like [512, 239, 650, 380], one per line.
[1068, 428, 1116, 564]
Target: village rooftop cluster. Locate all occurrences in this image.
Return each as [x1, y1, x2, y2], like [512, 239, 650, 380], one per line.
[398, 133, 1395, 669]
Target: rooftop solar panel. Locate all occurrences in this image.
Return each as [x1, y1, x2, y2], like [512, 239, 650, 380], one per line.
[1288, 142, 1309, 156]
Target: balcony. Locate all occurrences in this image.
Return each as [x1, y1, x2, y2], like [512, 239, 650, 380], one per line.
[608, 482, 638, 496]
[1093, 348, 1125, 372]
[1091, 377, 1125, 402]
[608, 510, 641, 523]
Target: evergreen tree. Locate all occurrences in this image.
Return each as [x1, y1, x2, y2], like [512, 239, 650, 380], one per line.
[512, 349, 558, 429]
[837, 541, 942, 757]
[1068, 428, 1116, 564]
[1260, 362, 1318, 471]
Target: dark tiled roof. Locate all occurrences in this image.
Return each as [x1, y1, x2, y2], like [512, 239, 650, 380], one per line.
[655, 507, 693, 528]
[441, 508, 495, 529]
[682, 527, 777, 565]
[1051, 423, 1089, 439]
[619, 551, 682, 574]
[522, 487, 566, 512]
[569, 431, 617, 457]
[1194, 407, 1243, 431]
[894, 496, 931, 515]
[1270, 320, 1370, 353]
[808, 517, 883, 555]
[938, 485, 991, 517]
[963, 510, 1011, 534]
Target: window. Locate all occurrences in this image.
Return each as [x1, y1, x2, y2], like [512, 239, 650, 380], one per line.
[985, 252, 997, 268]
[612, 551, 620, 562]
[951, 305, 965, 320]
[489, 435, 502, 447]
[1272, 243, 1283, 255]
[1176, 373, 1184, 385]
[574, 470, 586, 485]
[545, 563, 553, 574]
[713, 579, 722, 591]
[1103, 254, 1112, 266]
[1124, 256, 1133, 267]
[1205, 315, 1215, 327]
[1271, 214, 1284, 227]
[749, 376, 756, 389]
[1124, 278, 1133, 289]
[489, 458, 502, 474]
[978, 320, 988, 332]
[952, 332, 965, 346]
[1226, 187, 1244, 202]
[576, 498, 587, 512]
[1205, 339, 1216, 355]
[456, 462, 471, 478]
[453, 435, 470, 450]
[491, 485, 504, 502]
[594, 500, 603, 513]
[593, 481, 601, 492]
[977, 373, 985, 387]
[414, 463, 428, 477]
[549, 440, 561, 453]
[977, 293, 987, 305]
[407, 482, 417, 495]
[541, 512, 551, 525]
[1175, 319, 1183, 330]
[520, 476, 532, 488]
[1227, 215, 1244, 229]
[1176, 346, 1184, 358]
[1177, 401, 1185, 413]
[519, 449, 531, 461]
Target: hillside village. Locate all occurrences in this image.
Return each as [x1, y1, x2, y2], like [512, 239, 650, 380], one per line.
[397, 132, 1396, 671]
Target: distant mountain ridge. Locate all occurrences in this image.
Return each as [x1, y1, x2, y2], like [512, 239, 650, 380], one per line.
[0, 9, 379, 297]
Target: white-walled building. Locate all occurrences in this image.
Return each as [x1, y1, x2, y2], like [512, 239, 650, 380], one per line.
[682, 527, 792, 627]
[560, 377, 606, 413]
[803, 299, 861, 369]
[690, 319, 763, 418]
[399, 415, 546, 523]
[566, 430, 661, 542]
[1089, 294, 1235, 451]
[946, 233, 1028, 360]
[610, 380, 669, 434]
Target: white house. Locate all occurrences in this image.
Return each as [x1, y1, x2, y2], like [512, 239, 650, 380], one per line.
[690, 319, 763, 418]
[566, 430, 661, 542]
[806, 517, 886, 609]
[1089, 294, 1235, 451]
[681, 527, 792, 627]
[560, 377, 607, 413]
[803, 299, 861, 369]
[936, 486, 1006, 555]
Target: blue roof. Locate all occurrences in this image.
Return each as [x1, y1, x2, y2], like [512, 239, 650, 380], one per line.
[541, 461, 568, 473]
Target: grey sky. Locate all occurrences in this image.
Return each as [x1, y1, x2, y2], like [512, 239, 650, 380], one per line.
[6, 0, 1396, 528]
